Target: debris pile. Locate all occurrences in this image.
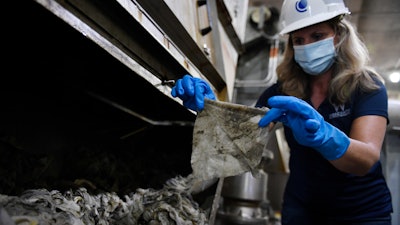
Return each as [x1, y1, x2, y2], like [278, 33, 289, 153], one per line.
[0, 175, 208, 225]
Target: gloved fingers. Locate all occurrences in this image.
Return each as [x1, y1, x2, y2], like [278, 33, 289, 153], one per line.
[171, 79, 182, 97]
[268, 96, 316, 119]
[171, 75, 196, 100]
[181, 75, 196, 96]
[305, 119, 320, 133]
[194, 83, 207, 111]
[201, 82, 216, 100]
[258, 108, 287, 127]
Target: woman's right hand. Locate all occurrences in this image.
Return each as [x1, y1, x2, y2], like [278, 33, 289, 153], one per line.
[171, 75, 216, 111]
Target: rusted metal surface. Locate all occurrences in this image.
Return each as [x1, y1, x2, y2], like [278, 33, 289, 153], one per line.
[134, 0, 227, 92]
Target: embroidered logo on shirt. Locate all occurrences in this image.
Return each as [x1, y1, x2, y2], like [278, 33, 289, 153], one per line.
[329, 104, 350, 119]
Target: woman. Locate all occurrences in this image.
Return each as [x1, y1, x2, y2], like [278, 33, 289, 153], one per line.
[171, 0, 393, 224]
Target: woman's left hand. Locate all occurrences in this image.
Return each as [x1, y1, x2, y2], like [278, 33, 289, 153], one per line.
[259, 96, 350, 160]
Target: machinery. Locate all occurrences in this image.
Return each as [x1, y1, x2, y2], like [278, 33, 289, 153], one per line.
[216, 171, 271, 225]
[2, 0, 283, 221]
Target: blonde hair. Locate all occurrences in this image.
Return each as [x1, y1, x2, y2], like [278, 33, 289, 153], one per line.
[276, 16, 384, 105]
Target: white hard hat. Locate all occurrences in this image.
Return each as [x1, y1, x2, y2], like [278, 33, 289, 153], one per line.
[279, 0, 350, 35]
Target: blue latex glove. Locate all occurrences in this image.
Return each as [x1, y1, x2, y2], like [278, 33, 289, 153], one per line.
[171, 75, 216, 111]
[259, 96, 350, 160]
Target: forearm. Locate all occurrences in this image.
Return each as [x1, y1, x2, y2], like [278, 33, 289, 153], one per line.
[329, 139, 382, 176]
[329, 115, 386, 175]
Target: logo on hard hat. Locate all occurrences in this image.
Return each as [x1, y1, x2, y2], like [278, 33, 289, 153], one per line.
[295, 0, 308, 12]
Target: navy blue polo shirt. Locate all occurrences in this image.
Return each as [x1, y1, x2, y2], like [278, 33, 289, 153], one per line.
[255, 81, 393, 221]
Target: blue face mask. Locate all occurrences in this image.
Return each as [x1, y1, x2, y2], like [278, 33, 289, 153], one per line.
[293, 37, 336, 75]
